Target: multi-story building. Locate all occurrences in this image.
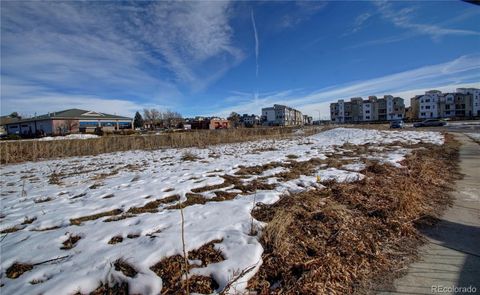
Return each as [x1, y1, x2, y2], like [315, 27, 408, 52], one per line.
[240, 114, 260, 127]
[330, 95, 405, 123]
[418, 90, 441, 119]
[457, 88, 480, 116]
[412, 89, 478, 119]
[303, 115, 313, 125]
[261, 104, 303, 126]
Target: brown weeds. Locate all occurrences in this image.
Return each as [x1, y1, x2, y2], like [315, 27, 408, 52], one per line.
[6, 262, 33, 279]
[70, 209, 123, 225]
[60, 234, 82, 250]
[114, 259, 137, 278]
[150, 239, 224, 294]
[127, 195, 180, 214]
[248, 134, 460, 294]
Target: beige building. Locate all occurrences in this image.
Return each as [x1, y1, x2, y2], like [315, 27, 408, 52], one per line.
[262, 104, 304, 126]
[330, 95, 405, 123]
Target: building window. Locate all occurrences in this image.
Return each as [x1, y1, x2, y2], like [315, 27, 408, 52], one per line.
[365, 110, 370, 114]
[426, 106, 431, 109]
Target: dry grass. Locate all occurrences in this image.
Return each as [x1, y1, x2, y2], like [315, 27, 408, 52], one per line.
[191, 182, 231, 193]
[70, 209, 123, 225]
[127, 195, 180, 214]
[0, 126, 326, 164]
[108, 235, 123, 244]
[21, 216, 37, 225]
[181, 151, 199, 162]
[150, 239, 224, 294]
[60, 234, 81, 250]
[114, 258, 138, 278]
[33, 196, 53, 203]
[0, 225, 24, 234]
[6, 262, 33, 279]
[248, 134, 461, 294]
[74, 282, 129, 295]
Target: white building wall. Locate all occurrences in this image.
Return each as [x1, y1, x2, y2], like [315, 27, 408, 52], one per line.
[419, 92, 440, 119]
[262, 108, 276, 123]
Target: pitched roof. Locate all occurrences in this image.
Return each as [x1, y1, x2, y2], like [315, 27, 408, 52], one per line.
[6, 109, 132, 124]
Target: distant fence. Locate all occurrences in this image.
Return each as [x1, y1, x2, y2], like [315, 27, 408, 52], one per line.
[0, 126, 326, 165]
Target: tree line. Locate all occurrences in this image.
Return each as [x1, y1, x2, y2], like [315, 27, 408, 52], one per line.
[134, 109, 183, 130]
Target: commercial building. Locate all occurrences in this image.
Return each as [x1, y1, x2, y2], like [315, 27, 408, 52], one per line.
[189, 117, 230, 130]
[261, 104, 303, 126]
[330, 95, 405, 123]
[4, 109, 133, 136]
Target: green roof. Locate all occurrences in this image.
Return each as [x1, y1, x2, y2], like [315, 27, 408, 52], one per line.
[7, 109, 132, 124]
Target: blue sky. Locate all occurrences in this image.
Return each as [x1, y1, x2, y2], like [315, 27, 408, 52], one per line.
[1, 1, 479, 119]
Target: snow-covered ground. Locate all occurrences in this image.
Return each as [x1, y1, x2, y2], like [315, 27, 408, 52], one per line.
[37, 134, 99, 141]
[0, 128, 444, 294]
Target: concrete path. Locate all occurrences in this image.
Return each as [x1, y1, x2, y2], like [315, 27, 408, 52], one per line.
[378, 134, 480, 295]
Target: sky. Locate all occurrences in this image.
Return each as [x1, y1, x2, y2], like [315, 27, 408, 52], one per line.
[1, 1, 479, 120]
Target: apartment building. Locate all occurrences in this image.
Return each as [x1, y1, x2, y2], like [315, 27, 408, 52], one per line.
[303, 115, 313, 125]
[410, 89, 478, 119]
[457, 88, 480, 116]
[330, 95, 405, 123]
[261, 104, 303, 126]
[240, 114, 260, 127]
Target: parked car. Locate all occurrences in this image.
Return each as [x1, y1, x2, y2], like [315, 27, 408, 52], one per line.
[390, 120, 404, 129]
[413, 119, 447, 128]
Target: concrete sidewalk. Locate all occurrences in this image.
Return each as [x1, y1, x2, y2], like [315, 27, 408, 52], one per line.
[378, 134, 480, 295]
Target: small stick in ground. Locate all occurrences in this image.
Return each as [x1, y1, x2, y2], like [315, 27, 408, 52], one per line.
[180, 203, 190, 295]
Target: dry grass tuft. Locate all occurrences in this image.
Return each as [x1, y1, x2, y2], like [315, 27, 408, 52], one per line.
[103, 214, 136, 223]
[248, 134, 461, 294]
[114, 258, 138, 278]
[108, 235, 123, 245]
[6, 262, 33, 279]
[181, 151, 199, 162]
[70, 209, 123, 225]
[33, 196, 52, 203]
[1, 225, 24, 234]
[22, 216, 37, 225]
[127, 195, 180, 214]
[188, 239, 225, 267]
[191, 182, 231, 193]
[166, 194, 207, 210]
[150, 239, 224, 294]
[235, 162, 284, 176]
[60, 234, 81, 250]
[74, 282, 129, 295]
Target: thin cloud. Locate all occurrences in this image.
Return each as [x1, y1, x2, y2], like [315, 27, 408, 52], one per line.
[1, 1, 243, 106]
[280, 1, 327, 28]
[251, 10, 259, 78]
[213, 55, 480, 117]
[373, 1, 480, 40]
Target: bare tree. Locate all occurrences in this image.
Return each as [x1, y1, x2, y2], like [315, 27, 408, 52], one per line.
[143, 108, 152, 129]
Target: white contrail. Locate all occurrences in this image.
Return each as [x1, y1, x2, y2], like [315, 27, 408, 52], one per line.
[251, 9, 259, 78]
